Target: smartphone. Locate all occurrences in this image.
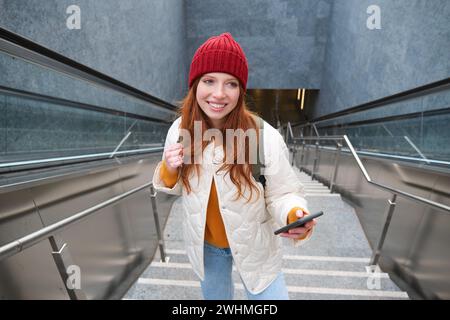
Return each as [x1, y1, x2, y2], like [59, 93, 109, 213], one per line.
[274, 211, 323, 235]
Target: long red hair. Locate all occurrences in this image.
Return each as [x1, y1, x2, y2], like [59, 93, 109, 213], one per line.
[176, 78, 261, 203]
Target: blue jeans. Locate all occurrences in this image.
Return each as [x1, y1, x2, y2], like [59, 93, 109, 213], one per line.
[200, 242, 289, 300]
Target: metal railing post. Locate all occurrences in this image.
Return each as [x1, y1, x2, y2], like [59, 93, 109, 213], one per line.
[149, 185, 167, 263]
[48, 235, 87, 300]
[312, 123, 320, 137]
[312, 140, 319, 180]
[370, 194, 397, 266]
[316, 141, 321, 180]
[299, 141, 306, 172]
[291, 142, 297, 166]
[330, 142, 342, 193]
[285, 124, 289, 144]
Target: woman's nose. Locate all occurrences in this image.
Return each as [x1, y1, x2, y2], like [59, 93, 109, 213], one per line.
[212, 85, 226, 99]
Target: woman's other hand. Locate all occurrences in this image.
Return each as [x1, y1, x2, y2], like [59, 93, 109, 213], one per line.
[164, 143, 184, 173]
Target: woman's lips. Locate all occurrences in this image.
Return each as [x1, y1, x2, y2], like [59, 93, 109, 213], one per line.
[208, 101, 227, 112]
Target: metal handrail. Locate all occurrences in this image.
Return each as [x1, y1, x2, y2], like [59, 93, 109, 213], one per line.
[292, 135, 450, 213]
[291, 134, 449, 266]
[294, 136, 343, 141]
[0, 146, 164, 170]
[292, 79, 450, 127]
[0, 85, 170, 124]
[0, 181, 166, 261]
[283, 122, 317, 141]
[293, 137, 450, 166]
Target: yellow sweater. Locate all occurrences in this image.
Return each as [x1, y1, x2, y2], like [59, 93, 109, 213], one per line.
[159, 160, 310, 248]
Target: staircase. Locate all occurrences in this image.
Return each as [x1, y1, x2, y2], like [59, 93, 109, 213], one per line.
[124, 165, 409, 300]
[297, 170, 339, 196]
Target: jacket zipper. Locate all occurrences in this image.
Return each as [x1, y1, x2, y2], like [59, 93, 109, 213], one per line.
[212, 171, 242, 276]
[200, 171, 214, 279]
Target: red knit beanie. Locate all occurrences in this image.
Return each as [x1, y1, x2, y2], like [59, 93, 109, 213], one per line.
[188, 32, 248, 91]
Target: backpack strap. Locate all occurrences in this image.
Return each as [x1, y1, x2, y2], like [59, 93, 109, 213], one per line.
[251, 115, 266, 188]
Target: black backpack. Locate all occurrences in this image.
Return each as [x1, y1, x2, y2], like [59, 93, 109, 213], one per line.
[251, 115, 266, 189]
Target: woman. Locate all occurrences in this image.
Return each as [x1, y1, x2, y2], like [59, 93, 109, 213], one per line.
[153, 32, 316, 300]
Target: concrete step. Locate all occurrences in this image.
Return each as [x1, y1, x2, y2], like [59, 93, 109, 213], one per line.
[300, 181, 326, 185]
[143, 263, 401, 292]
[158, 248, 372, 272]
[129, 247, 409, 300]
[144, 254, 405, 293]
[302, 184, 329, 188]
[304, 193, 332, 195]
[304, 191, 331, 194]
[128, 280, 408, 300]
[127, 262, 408, 300]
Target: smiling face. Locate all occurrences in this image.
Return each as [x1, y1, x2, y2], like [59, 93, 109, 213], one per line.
[196, 72, 241, 129]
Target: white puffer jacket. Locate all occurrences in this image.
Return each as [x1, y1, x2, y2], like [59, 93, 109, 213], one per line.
[152, 117, 312, 294]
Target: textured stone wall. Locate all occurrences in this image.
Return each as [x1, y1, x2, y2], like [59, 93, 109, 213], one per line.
[186, 0, 332, 89]
[0, 0, 187, 105]
[312, 0, 450, 119]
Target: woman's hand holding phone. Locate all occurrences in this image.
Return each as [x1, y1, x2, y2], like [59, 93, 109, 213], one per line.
[278, 210, 317, 239]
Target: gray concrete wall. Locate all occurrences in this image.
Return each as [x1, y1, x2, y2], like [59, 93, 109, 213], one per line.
[312, 0, 450, 120]
[1, 0, 448, 120]
[0, 0, 182, 159]
[0, 0, 187, 105]
[186, 0, 332, 89]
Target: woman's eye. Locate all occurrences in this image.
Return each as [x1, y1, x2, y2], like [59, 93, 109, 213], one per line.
[203, 79, 237, 87]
